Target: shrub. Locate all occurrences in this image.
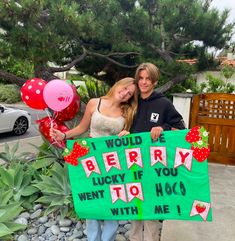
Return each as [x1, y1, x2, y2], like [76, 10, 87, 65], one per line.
[0, 84, 21, 103]
[73, 75, 110, 104]
[33, 162, 73, 218]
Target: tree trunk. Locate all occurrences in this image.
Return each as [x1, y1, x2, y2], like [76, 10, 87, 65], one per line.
[156, 74, 186, 93]
[0, 70, 26, 86]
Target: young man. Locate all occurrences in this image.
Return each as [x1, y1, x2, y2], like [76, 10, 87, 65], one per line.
[129, 63, 185, 241]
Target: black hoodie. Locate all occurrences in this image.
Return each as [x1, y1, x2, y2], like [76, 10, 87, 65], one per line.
[130, 91, 185, 133]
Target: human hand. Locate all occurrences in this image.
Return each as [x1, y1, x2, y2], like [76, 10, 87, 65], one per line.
[150, 126, 163, 141]
[118, 130, 130, 137]
[50, 128, 66, 141]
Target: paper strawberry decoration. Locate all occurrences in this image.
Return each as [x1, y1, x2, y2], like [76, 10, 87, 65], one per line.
[186, 126, 201, 143]
[195, 203, 206, 213]
[73, 142, 89, 157]
[63, 140, 90, 166]
[64, 151, 79, 166]
[186, 126, 210, 162]
[191, 146, 210, 162]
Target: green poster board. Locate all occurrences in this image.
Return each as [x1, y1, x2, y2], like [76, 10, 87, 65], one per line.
[66, 129, 212, 222]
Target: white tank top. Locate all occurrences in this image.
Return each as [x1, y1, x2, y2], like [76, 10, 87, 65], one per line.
[90, 99, 125, 138]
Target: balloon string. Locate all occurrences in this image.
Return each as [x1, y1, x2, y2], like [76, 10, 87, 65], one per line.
[45, 108, 52, 124]
[44, 109, 64, 149]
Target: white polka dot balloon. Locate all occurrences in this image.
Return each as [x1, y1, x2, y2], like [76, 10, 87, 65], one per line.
[21, 78, 47, 110]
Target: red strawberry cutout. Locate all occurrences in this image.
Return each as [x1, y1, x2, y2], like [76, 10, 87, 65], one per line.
[64, 154, 78, 166]
[62, 141, 90, 166]
[196, 203, 206, 213]
[191, 146, 210, 162]
[72, 142, 89, 158]
[63, 148, 78, 166]
[186, 126, 201, 143]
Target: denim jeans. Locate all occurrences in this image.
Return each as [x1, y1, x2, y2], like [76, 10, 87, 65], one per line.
[86, 219, 118, 241]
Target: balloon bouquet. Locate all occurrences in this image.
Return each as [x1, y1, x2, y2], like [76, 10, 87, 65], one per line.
[21, 78, 80, 148]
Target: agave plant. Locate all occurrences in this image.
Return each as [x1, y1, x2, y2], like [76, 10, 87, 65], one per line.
[0, 162, 40, 210]
[30, 138, 65, 167]
[33, 162, 73, 218]
[0, 189, 26, 239]
[0, 142, 32, 168]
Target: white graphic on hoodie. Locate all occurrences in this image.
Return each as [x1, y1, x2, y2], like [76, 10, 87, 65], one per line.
[150, 113, 159, 123]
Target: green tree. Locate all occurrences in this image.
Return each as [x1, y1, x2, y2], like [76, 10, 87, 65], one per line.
[0, 0, 234, 91]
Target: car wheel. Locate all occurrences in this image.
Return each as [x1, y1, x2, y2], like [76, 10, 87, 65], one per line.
[13, 117, 29, 135]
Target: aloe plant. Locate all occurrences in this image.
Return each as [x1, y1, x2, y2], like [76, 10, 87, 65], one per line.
[34, 162, 73, 218]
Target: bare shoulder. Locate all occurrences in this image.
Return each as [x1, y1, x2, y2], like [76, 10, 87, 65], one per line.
[87, 98, 100, 107]
[86, 98, 100, 113]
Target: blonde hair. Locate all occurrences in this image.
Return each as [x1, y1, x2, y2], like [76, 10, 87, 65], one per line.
[135, 63, 160, 84]
[104, 77, 138, 131]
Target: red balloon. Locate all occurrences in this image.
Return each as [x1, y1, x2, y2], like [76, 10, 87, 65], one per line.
[54, 85, 80, 122]
[37, 117, 69, 148]
[21, 78, 47, 110]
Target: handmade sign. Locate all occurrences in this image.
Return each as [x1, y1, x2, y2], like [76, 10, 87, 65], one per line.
[65, 128, 212, 221]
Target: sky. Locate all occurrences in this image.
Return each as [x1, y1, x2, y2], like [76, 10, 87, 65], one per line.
[211, 0, 235, 26]
[210, 0, 235, 53]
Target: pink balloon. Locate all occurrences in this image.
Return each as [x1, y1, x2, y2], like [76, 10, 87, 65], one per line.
[43, 79, 74, 111]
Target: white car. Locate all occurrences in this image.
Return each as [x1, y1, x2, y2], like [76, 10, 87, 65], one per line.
[0, 105, 31, 135]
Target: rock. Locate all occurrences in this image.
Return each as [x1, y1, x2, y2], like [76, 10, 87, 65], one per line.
[59, 218, 73, 227]
[75, 221, 82, 229]
[19, 212, 30, 219]
[116, 233, 127, 241]
[30, 209, 42, 219]
[45, 227, 53, 237]
[68, 230, 84, 240]
[38, 225, 46, 235]
[33, 204, 43, 211]
[125, 230, 131, 239]
[73, 230, 84, 238]
[60, 226, 71, 232]
[119, 220, 129, 225]
[17, 234, 28, 241]
[124, 223, 131, 230]
[27, 227, 38, 235]
[15, 217, 28, 225]
[50, 225, 60, 235]
[44, 220, 57, 227]
[38, 216, 49, 224]
[48, 235, 58, 241]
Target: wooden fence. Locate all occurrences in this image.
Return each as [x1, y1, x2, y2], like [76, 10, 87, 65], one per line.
[190, 93, 235, 165]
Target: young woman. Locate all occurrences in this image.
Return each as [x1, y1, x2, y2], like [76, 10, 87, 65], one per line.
[50, 77, 138, 241]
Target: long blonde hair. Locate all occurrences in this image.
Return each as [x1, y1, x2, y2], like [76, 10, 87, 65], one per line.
[104, 77, 138, 131]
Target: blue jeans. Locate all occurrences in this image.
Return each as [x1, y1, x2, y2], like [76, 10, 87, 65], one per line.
[86, 219, 118, 241]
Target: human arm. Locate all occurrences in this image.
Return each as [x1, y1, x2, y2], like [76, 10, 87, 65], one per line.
[158, 99, 185, 131]
[150, 126, 164, 141]
[50, 99, 97, 141]
[150, 100, 185, 140]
